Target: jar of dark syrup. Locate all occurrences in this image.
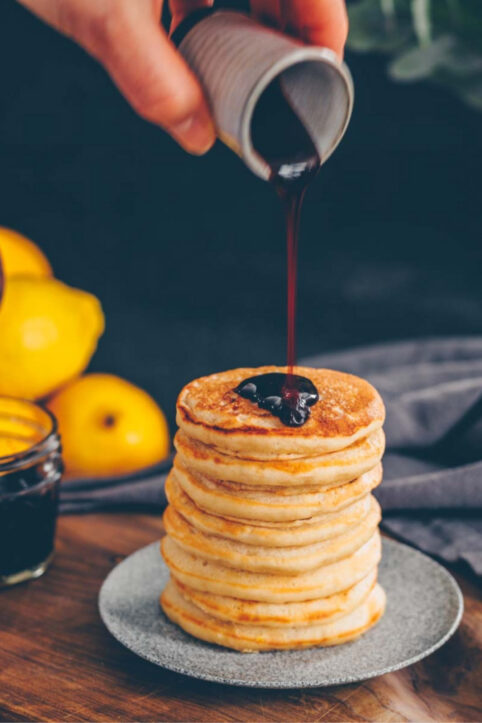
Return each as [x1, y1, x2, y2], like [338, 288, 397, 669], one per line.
[0, 398, 62, 587]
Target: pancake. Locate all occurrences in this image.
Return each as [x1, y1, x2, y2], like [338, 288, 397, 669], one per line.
[176, 366, 385, 458]
[161, 531, 381, 602]
[166, 473, 375, 547]
[174, 427, 385, 488]
[163, 499, 381, 574]
[173, 459, 383, 522]
[161, 578, 386, 651]
[173, 568, 378, 627]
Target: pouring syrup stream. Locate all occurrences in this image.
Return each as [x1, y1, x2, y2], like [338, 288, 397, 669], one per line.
[235, 77, 320, 426]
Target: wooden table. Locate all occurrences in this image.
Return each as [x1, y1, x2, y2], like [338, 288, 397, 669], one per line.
[1, 514, 481, 722]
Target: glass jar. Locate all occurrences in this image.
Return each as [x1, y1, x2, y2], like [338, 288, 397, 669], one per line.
[0, 397, 62, 587]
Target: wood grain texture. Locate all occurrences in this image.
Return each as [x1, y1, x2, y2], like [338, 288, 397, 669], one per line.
[0, 514, 480, 723]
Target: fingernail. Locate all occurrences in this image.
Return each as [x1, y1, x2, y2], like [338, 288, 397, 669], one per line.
[170, 112, 216, 155]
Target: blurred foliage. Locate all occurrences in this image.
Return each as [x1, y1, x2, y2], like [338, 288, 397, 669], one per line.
[347, 0, 482, 110]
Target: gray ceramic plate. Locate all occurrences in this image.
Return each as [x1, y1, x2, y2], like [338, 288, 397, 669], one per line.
[99, 538, 463, 688]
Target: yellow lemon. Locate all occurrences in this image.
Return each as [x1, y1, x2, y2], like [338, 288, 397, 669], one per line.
[0, 277, 104, 399]
[48, 374, 170, 478]
[0, 253, 4, 303]
[0, 227, 52, 278]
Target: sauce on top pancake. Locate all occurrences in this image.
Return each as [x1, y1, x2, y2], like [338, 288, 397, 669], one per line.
[176, 366, 385, 457]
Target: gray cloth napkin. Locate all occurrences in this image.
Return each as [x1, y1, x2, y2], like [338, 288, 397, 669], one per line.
[305, 337, 482, 576]
[60, 460, 171, 514]
[60, 337, 482, 576]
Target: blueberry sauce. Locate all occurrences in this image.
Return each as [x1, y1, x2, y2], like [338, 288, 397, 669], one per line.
[236, 372, 318, 427]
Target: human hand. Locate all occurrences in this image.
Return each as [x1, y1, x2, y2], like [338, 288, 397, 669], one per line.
[249, 1, 348, 58]
[17, 0, 348, 155]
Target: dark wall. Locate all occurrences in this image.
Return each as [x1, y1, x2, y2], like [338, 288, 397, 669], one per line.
[1, 2, 481, 428]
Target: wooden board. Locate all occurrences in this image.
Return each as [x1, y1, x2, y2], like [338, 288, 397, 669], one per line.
[1, 514, 481, 722]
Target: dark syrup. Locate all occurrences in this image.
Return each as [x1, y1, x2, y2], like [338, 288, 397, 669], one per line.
[236, 372, 318, 427]
[0, 462, 60, 577]
[235, 78, 321, 426]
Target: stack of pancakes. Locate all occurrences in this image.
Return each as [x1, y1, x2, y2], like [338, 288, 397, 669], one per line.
[161, 366, 386, 652]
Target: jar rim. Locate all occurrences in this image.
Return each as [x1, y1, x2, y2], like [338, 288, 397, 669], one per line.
[0, 395, 59, 468]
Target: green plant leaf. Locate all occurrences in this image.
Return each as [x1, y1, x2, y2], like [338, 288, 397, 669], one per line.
[348, 0, 482, 112]
[440, 41, 482, 73]
[388, 35, 456, 80]
[348, 0, 413, 52]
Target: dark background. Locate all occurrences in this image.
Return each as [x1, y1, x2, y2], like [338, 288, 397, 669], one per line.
[1, 2, 481, 430]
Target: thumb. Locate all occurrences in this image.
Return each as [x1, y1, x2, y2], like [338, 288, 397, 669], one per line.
[91, 4, 216, 154]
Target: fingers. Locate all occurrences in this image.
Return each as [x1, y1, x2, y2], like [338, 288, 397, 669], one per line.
[169, 0, 214, 31]
[251, 0, 281, 26]
[280, 0, 348, 57]
[18, 0, 215, 154]
[93, 3, 216, 154]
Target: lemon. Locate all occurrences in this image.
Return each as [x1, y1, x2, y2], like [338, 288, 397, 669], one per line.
[0, 277, 104, 399]
[48, 374, 170, 478]
[0, 227, 52, 278]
